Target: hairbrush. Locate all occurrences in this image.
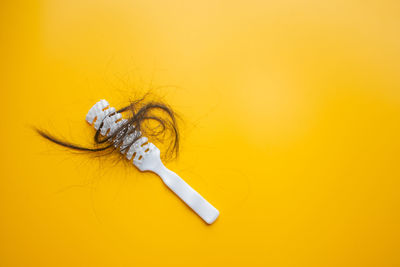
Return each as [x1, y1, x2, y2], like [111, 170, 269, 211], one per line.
[86, 100, 219, 224]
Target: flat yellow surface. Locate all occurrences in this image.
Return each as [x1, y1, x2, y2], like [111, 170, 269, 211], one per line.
[1, 0, 400, 266]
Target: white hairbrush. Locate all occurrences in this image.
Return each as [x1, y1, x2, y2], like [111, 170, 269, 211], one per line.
[86, 100, 219, 224]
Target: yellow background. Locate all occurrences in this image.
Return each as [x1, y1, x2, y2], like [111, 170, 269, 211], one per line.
[1, 0, 400, 266]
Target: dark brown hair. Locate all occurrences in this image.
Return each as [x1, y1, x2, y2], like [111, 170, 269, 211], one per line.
[36, 96, 180, 160]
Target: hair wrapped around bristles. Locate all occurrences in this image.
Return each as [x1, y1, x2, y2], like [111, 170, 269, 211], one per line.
[36, 97, 180, 160]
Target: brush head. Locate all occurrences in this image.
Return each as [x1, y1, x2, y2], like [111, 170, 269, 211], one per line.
[86, 100, 162, 172]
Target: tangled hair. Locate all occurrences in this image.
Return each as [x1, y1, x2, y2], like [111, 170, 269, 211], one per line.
[36, 96, 180, 160]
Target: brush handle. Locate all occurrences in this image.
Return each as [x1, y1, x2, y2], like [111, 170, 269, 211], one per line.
[153, 164, 219, 224]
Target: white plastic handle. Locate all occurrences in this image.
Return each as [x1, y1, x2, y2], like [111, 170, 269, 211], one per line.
[153, 164, 219, 224]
